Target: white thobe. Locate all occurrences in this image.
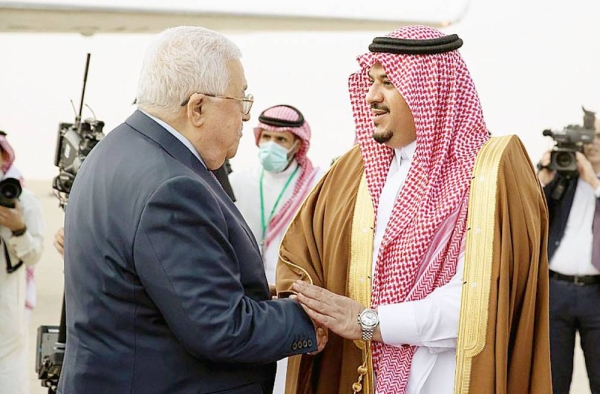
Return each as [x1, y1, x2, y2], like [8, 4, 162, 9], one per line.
[373, 141, 464, 394]
[0, 188, 45, 394]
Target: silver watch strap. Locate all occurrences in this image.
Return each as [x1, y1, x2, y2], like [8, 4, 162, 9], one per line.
[362, 327, 374, 341]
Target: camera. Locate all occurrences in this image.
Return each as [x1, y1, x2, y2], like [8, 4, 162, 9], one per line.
[0, 177, 22, 208]
[52, 118, 104, 206]
[542, 107, 596, 178]
[52, 53, 104, 210]
[40, 53, 105, 394]
[36, 325, 63, 393]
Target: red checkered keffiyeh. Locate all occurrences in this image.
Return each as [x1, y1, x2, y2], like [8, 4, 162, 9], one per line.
[348, 26, 489, 392]
[0, 134, 16, 174]
[253, 106, 319, 248]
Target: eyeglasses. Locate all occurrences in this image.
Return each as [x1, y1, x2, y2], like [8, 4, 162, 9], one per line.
[181, 92, 254, 115]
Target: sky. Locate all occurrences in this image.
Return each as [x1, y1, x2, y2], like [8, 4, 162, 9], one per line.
[0, 0, 599, 180]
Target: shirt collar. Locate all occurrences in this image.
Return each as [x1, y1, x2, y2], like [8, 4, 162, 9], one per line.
[140, 110, 206, 168]
[392, 140, 417, 169]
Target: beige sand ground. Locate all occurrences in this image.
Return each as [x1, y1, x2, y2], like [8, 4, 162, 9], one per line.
[24, 180, 591, 394]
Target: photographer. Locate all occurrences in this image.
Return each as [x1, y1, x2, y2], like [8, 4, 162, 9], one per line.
[538, 119, 600, 393]
[0, 132, 45, 394]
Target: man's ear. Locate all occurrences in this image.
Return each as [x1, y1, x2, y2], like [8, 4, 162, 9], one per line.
[294, 138, 303, 155]
[186, 93, 206, 128]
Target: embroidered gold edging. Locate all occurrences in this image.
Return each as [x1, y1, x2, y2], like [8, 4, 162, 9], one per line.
[453, 136, 512, 393]
[276, 148, 362, 287]
[348, 173, 375, 394]
[278, 253, 314, 285]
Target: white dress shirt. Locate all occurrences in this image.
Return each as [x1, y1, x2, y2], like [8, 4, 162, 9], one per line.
[373, 141, 464, 394]
[549, 177, 600, 276]
[141, 110, 206, 167]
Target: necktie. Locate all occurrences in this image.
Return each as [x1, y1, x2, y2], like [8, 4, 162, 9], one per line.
[592, 190, 600, 270]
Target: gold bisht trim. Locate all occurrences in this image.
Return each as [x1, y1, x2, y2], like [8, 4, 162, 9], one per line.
[454, 136, 511, 393]
[278, 254, 314, 285]
[348, 173, 375, 394]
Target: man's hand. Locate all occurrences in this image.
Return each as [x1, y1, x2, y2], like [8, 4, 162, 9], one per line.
[293, 280, 373, 341]
[290, 292, 329, 354]
[54, 227, 65, 256]
[576, 151, 600, 189]
[269, 284, 277, 299]
[0, 201, 25, 232]
[312, 326, 329, 355]
[538, 151, 556, 186]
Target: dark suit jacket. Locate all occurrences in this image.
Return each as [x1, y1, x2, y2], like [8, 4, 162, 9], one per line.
[543, 175, 578, 260]
[58, 111, 317, 394]
[212, 160, 236, 202]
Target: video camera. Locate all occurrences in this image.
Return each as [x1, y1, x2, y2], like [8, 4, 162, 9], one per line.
[39, 53, 104, 394]
[36, 325, 64, 393]
[52, 53, 105, 210]
[542, 107, 596, 178]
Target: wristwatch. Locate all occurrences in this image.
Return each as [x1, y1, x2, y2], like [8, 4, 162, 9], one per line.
[358, 308, 379, 341]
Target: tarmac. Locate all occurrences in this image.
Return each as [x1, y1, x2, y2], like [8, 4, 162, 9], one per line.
[25, 179, 592, 394]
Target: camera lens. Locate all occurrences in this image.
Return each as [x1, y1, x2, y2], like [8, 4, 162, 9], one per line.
[1, 183, 19, 198]
[555, 151, 575, 168]
[0, 178, 22, 200]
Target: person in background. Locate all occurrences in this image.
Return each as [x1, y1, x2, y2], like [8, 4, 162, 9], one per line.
[537, 113, 600, 394]
[0, 131, 38, 316]
[230, 104, 323, 284]
[0, 130, 45, 394]
[229, 104, 324, 393]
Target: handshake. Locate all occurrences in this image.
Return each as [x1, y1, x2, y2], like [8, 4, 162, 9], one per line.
[287, 280, 380, 355]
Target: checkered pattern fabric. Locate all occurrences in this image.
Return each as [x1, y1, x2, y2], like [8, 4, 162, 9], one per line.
[253, 105, 319, 247]
[348, 25, 489, 393]
[0, 134, 15, 174]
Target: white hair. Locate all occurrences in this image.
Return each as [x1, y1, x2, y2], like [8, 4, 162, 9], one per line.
[136, 26, 242, 113]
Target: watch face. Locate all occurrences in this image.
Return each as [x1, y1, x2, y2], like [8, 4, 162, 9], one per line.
[360, 310, 379, 327]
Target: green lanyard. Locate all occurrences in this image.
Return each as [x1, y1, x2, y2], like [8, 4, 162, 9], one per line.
[260, 165, 300, 243]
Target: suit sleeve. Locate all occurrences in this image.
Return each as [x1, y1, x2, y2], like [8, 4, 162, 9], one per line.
[133, 176, 316, 364]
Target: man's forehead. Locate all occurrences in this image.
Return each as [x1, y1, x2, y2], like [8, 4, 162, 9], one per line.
[261, 129, 294, 138]
[227, 59, 247, 90]
[368, 63, 388, 79]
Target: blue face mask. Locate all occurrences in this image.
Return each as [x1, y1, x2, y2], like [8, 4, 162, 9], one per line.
[258, 141, 297, 173]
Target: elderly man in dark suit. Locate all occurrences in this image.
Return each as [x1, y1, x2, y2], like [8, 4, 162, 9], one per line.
[58, 26, 323, 394]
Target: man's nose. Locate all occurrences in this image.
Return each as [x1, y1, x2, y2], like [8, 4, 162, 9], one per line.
[242, 112, 251, 122]
[366, 85, 382, 105]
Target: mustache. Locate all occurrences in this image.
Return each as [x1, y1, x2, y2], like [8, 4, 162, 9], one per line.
[371, 103, 389, 112]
